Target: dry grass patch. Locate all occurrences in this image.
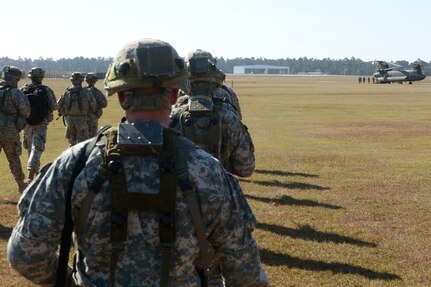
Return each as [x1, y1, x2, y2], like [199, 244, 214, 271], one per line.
[1, 76, 431, 286]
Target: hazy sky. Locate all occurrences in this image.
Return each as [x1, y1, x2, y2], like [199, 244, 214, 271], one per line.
[3, 0, 430, 62]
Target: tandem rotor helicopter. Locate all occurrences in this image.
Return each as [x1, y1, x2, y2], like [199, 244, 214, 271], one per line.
[373, 60, 426, 84]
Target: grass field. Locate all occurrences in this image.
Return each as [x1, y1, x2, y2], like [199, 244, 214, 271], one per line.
[1, 76, 430, 286]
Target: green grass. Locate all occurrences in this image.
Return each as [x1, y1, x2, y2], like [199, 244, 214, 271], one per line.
[1, 76, 430, 286]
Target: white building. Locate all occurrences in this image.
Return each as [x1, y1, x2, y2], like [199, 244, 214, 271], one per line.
[233, 65, 290, 74]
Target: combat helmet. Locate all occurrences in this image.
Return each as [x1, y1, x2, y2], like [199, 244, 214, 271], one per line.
[85, 72, 98, 84]
[104, 38, 190, 96]
[28, 67, 45, 79]
[2, 65, 22, 83]
[185, 49, 220, 84]
[70, 72, 84, 84]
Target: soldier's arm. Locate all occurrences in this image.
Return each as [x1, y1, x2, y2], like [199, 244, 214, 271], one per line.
[96, 88, 108, 108]
[47, 87, 58, 111]
[227, 87, 242, 120]
[194, 162, 269, 286]
[57, 93, 65, 115]
[7, 149, 77, 285]
[224, 112, 255, 177]
[87, 90, 98, 113]
[12, 89, 31, 119]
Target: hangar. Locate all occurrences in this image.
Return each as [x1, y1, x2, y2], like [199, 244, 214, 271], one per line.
[233, 65, 290, 74]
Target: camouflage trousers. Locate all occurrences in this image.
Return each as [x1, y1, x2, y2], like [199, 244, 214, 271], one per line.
[23, 123, 47, 172]
[65, 116, 90, 146]
[0, 126, 25, 181]
[88, 117, 99, 138]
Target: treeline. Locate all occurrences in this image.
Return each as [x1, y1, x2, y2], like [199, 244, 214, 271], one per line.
[1, 56, 430, 76]
[0, 57, 113, 77]
[216, 57, 431, 76]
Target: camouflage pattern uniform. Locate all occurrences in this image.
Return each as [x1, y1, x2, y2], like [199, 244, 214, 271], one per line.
[21, 68, 58, 180]
[170, 100, 255, 177]
[170, 49, 254, 177]
[84, 73, 108, 137]
[8, 38, 269, 287]
[58, 72, 96, 146]
[0, 66, 31, 192]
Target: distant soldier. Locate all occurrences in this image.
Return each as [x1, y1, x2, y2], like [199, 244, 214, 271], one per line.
[20, 67, 58, 182]
[214, 69, 242, 120]
[358, 77, 362, 84]
[372, 77, 376, 84]
[57, 72, 96, 146]
[367, 77, 371, 83]
[362, 76, 366, 83]
[0, 66, 31, 192]
[84, 72, 107, 137]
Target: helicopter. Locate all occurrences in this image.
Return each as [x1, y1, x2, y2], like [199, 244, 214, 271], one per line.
[373, 61, 426, 84]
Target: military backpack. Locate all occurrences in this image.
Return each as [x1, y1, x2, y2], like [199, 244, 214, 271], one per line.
[31, 124, 215, 287]
[177, 95, 224, 160]
[21, 84, 49, 125]
[62, 86, 89, 116]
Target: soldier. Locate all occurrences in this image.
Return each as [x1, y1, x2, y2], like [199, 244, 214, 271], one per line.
[170, 49, 255, 177]
[214, 69, 242, 119]
[7, 38, 269, 287]
[0, 66, 31, 193]
[20, 67, 58, 182]
[84, 72, 107, 137]
[57, 72, 96, 146]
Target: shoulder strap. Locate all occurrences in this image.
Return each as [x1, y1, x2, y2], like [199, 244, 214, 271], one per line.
[175, 135, 215, 287]
[71, 127, 214, 286]
[55, 125, 111, 287]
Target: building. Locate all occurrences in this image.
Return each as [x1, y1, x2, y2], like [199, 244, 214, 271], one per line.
[233, 65, 290, 75]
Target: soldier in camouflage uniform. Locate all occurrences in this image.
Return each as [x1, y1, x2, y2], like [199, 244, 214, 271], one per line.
[170, 49, 255, 177]
[20, 67, 58, 182]
[0, 66, 31, 193]
[8, 38, 269, 287]
[57, 72, 96, 146]
[84, 72, 107, 137]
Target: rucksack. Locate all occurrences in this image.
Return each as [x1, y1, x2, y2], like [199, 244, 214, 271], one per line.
[178, 96, 223, 160]
[43, 125, 213, 287]
[63, 86, 88, 116]
[21, 85, 49, 125]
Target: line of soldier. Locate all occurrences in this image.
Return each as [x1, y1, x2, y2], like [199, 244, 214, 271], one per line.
[358, 76, 375, 84]
[0, 67, 107, 192]
[6, 38, 269, 286]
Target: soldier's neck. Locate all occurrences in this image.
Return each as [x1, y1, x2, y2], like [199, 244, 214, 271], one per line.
[125, 109, 170, 126]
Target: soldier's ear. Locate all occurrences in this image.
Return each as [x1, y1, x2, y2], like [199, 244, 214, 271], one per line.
[118, 91, 125, 105]
[169, 89, 179, 105]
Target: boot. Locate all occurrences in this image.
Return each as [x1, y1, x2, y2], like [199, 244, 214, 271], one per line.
[17, 180, 28, 194]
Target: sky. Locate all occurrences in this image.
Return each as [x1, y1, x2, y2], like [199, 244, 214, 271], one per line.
[3, 0, 430, 63]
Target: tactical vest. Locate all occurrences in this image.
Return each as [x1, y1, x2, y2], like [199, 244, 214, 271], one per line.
[63, 87, 88, 116]
[72, 125, 214, 287]
[179, 96, 224, 160]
